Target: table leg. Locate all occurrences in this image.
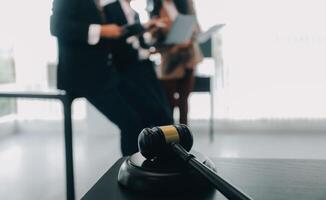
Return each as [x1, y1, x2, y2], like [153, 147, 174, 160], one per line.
[62, 96, 75, 200]
[210, 87, 214, 142]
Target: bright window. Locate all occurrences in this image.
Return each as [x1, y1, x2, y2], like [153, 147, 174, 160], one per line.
[194, 0, 326, 119]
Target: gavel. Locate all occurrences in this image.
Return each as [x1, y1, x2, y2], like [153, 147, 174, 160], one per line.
[138, 124, 253, 200]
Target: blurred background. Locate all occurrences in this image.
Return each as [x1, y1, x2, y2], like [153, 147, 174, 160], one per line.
[1, 0, 326, 199]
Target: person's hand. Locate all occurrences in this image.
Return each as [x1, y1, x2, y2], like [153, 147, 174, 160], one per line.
[100, 24, 123, 39]
[170, 41, 192, 53]
[145, 18, 167, 36]
[178, 41, 192, 48]
[159, 17, 172, 33]
[146, 18, 167, 29]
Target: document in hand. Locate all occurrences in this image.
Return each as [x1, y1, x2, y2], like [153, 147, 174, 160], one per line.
[164, 15, 197, 45]
[121, 23, 145, 38]
[197, 24, 225, 43]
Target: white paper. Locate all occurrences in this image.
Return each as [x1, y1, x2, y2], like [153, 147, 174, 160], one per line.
[198, 24, 225, 43]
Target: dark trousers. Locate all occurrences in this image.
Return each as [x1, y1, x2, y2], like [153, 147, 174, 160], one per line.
[161, 69, 195, 125]
[84, 62, 173, 156]
[118, 60, 173, 127]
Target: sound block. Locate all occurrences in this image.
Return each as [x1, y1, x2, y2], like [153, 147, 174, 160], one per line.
[118, 151, 216, 194]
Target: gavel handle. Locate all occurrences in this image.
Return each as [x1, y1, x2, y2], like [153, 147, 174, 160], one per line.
[171, 143, 253, 200]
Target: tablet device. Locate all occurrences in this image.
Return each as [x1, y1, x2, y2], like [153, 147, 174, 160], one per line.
[164, 15, 196, 45]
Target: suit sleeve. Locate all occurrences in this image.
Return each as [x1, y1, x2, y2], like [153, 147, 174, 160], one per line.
[50, 0, 91, 43]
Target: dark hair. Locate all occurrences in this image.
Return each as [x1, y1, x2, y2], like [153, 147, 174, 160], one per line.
[148, 0, 189, 17]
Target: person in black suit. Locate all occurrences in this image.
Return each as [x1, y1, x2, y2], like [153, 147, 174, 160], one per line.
[103, 0, 173, 128]
[50, 0, 173, 156]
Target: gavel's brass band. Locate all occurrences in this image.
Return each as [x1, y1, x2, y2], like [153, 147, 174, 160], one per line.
[159, 125, 180, 143]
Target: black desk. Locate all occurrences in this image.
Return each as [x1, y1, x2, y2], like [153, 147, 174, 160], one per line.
[82, 157, 326, 200]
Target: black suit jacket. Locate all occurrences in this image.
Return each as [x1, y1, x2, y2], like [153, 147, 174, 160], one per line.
[149, 0, 189, 17]
[50, 0, 115, 95]
[104, 1, 147, 69]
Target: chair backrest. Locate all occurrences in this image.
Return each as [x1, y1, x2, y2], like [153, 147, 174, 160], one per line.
[192, 76, 211, 92]
[199, 38, 212, 58]
[193, 37, 213, 93]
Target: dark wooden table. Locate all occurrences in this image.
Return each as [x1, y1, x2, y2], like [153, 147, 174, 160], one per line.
[82, 157, 326, 200]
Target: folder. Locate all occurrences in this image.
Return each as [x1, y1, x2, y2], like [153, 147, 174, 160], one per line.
[164, 15, 197, 45]
[197, 24, 225, 44]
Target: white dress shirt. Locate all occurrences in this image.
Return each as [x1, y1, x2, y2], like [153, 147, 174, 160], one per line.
[88, 0, 136, 45]
[119, 0, 136, 25]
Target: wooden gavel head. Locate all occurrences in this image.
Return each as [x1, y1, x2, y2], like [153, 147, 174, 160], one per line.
[138, 124, 193, 159]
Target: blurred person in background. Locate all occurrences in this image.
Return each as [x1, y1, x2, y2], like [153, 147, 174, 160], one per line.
[148, 0, 203, 125]
[50, 0, 172, 156]
[103, 0, 173, 130]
